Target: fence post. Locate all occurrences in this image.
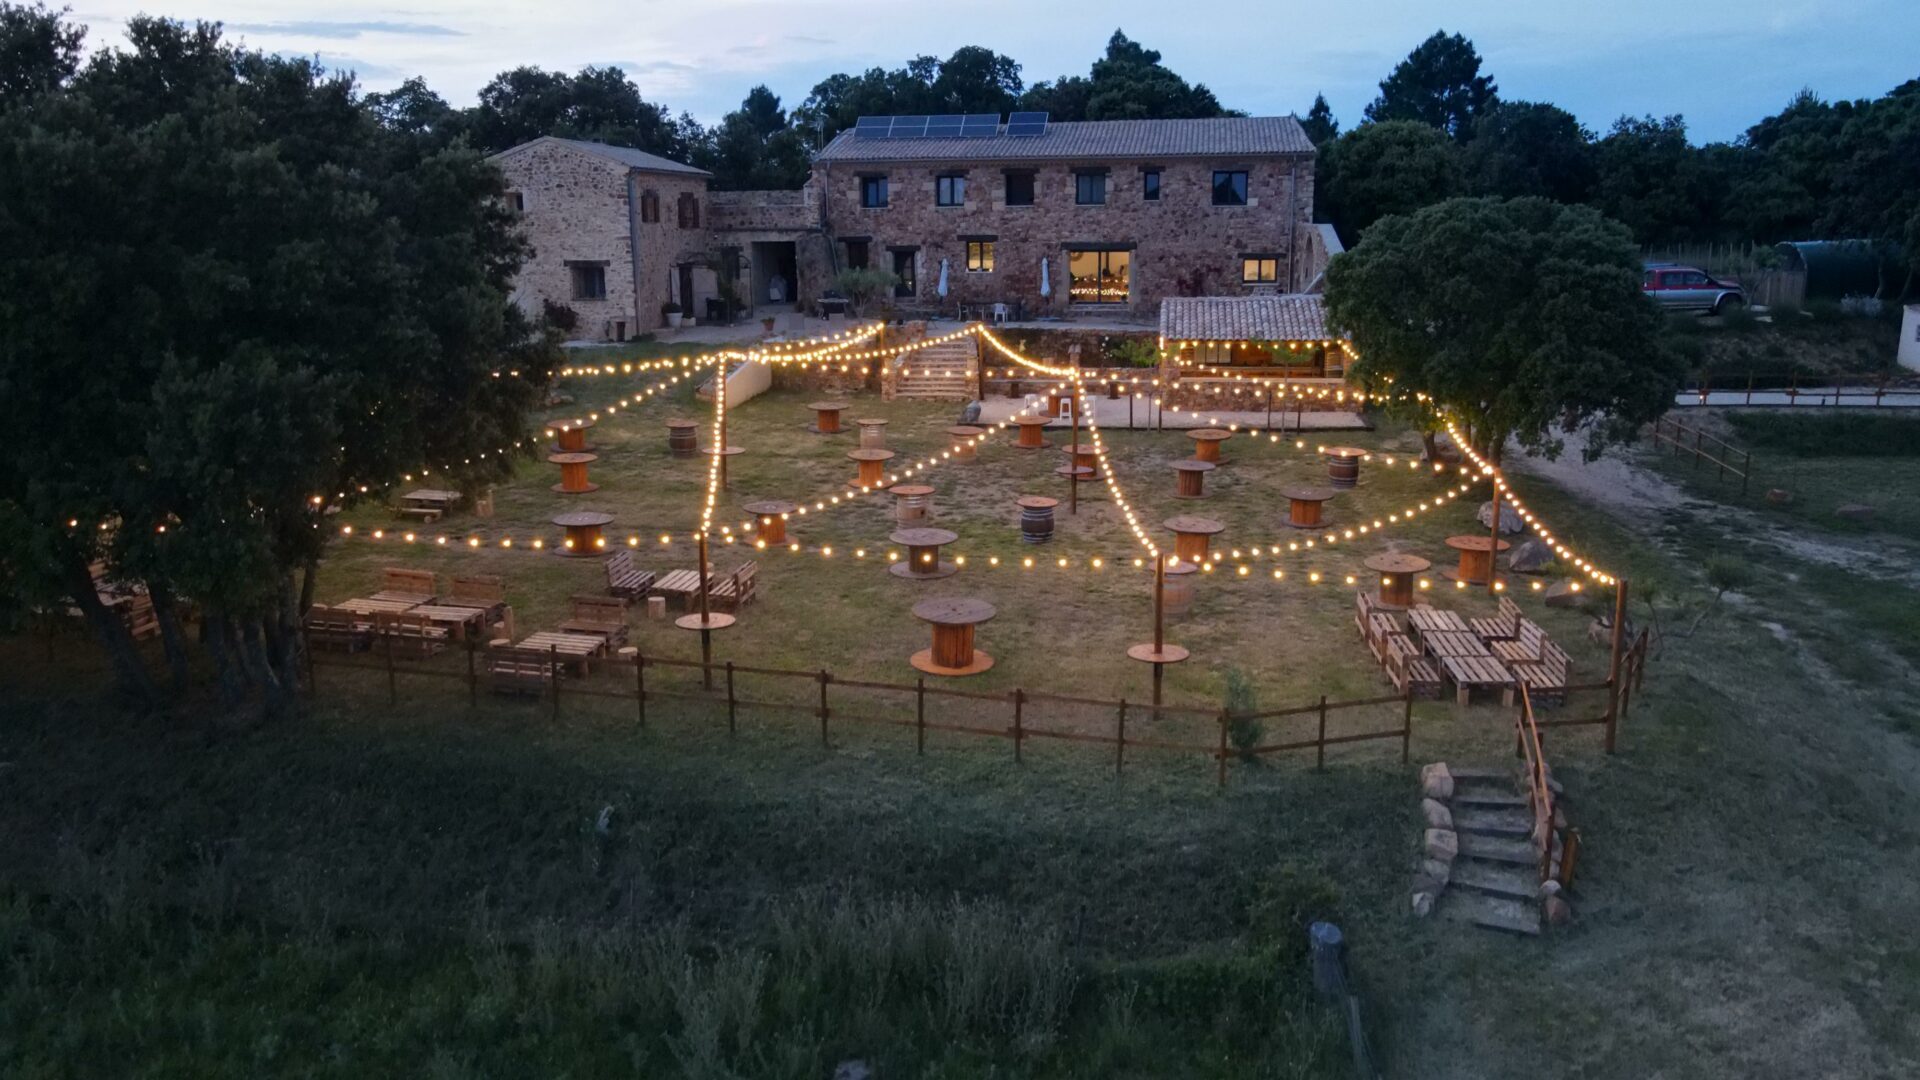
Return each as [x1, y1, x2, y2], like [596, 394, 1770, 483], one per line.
[817, 669, 830, 746]
[1115, 699, 1127, 776]
[550, 643, 561, 722]
[1604, 579, 1629, 754]
[1401, 689, 1413, 764]
[725, 661, 736, 735]
[916, 677, 926, 755]
[1692, 426, 1703, 469]
[466, 637, 477, 709]
[1011, 689, 1025, 763]
[635, 651, 646, 729]
[1316, 695, 1328, 771]
[384, 622, 397, 705]
[1216, 710, 1229, 789]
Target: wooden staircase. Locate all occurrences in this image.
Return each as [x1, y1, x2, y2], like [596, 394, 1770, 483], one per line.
[890, 337, 978, 401]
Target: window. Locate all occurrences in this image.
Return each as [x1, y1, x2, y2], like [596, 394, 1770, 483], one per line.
[936, 175, 966, 207]
[1212, 170, 1248, 206]
[569, 263, 607, 301]
[860, 175, 889, 208]
[844, 239, 869, 270]
[676, 192, 700, 228]
[639, 190, 659, 224]
[1241, 257, 1279, 284]
[1004, 171, 1034, 206]
[1067, 249, 1130, 304]
[506, 191, 525, 213]
[891, 249, 917, 297]
[1075, 172, 1107, 205]
[1142, 170, 1161, 201]
[966, 241, 995, 273]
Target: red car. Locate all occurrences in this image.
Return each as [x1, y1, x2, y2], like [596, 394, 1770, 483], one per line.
[1642, 263, 1748, 314]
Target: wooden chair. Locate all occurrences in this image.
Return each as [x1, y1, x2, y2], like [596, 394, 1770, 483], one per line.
[1470, 596, 1523, 642]
[370, 567, 437, 606]
[486, 642, 559, 696]
[443, 573, 512, 638]
[557, 594, 629, 648]
[1510, 641, 1571, 707]
[1385, 635, 1443, 699]
[1353, 591, 1381, 641]
[1491, 619, 1547, 665]
[709, 562, 758, 611]
[374, 611, 448, 658]
[605, 550, 656, 600]
[303, 603, 371, 652]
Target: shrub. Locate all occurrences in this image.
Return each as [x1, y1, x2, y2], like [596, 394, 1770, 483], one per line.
[541, 299, 579, 333]
[1222, 668, 1262, 761]
[1105, 338, 1160, 369]
[1719, 304, 1759, 331]
[831, 268, 901, 314]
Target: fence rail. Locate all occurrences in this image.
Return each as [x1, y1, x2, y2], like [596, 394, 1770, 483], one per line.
[1649, 415, 1752, 493]
[1675, 370, 1920, 409]
[304, 627, 1648, 788]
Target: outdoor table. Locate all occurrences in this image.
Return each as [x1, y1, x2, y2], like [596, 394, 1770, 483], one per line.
[1444, 535, 1511, 585]
[546, 417, 596, 453]
[1172, 460, 1215, 499]
[1012, 414, 1053, 449]
[889, 527, 959, 580]
[857, 417, 890, 449]
[848, 448, 896, 489]
[1365, 552, 1431, 610]
[890, 484, 935, 524]
[808, 401, 850, 434]
[1407, 607, 1469, 646]
[548, 451, 599, 494]
[666, 419, 700, 457]
[1281, 486, 1335, 529]
[334, 597, 423, 617]
[1057, 442, 1102, 481]
[1441, 654, 1516, 707]
[947, 425, 986, 460]
[743, 499, 796, 545]
[1188, 429, 1231, 464]
[517, 631, 604, 674]
[1164, 515, 1225, 565]
[552, 510, 614, 557]
[400, 488, 459, 512]
[1017, 495, 1059, 543]
[1324, 446, 1366, 488]
[408, 604, 489, 641]
[1424, 631, 1492, 660]
[909, 597, 996, 676]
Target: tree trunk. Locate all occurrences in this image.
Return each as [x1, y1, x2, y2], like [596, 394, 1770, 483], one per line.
[62, 556, 157, 707]
[298, 556, 319, 616]
[204, 614, 247, 710]
[1420, 430, 1440, 460]
[149, 585, 193, 698]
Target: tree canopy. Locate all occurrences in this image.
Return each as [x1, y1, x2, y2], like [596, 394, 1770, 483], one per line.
[1319, 120, 1461, 241]
[1300, 93, 1339, 145]
[1325, 197, 1684, 462]
[1363, 30, 1497, 140]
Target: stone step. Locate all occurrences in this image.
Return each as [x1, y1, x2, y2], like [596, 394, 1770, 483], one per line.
[1446, 765, 1513, 783]
[1449, 861, 1540, 902]
[1442, 892, 1541, 936]
[1453, 792, 1528, 809]
[1457, 833, 1538, 867]
[1453, 808, 1533, 839]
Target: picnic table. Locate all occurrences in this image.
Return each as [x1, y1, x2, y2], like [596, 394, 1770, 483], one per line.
[1440, 654, 1516, 707]
[1444, 535, 1511, 585]
[517, 630, 605, 674]
[333, 597, 423, 617]
[407, 604, 490, 641]
[397, 488, 459, 522]
[1364, 552, 1431, 609]
[1188, 429, 1231, 464]
[909, 597, 996, 676]
[889, 527, 959, 580]
[1407, 607, 1469, 645]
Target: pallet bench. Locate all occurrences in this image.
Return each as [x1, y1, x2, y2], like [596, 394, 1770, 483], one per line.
[605, 550, 656, 601]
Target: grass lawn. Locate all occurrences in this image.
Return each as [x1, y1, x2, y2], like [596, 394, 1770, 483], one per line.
[5, 347, 1920, 1077]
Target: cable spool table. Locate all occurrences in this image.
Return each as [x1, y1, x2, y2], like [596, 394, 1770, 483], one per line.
[743, 499, 796, 545]
[909, 597, 995, 676]
[889, 527, 959, 580]
[1324, 446, 1365, 489]
[552, 511, 614, 557]
[1281, 486, 1336, 530]
[548, 452, 599, 494]
[1017, 495, 1059, 544]
[1056, 442, 1102, 481]
[546, 417, 596, 453]
[807, 401, 850, 435]
[1188, 429, 1231, 464]
[1164, 515, 1225, 564]
[1012, 414, 1053, 450]
[1046, 388, 1069, 417]
[856, 417, 890, 449]
[666, 419, 700, 458]
[891, 484, 935, 524]
[847, 448, 895, 489]
[1365, 552, 1431, 610]
[947, 425, 985, 460]
[1172, 460, 1215, 499]
[1443, 535, 1510, 585]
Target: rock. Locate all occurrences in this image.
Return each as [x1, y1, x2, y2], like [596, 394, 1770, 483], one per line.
[1419, 762, 1453, 800]
[1765, 488, 1793, 505]
[833, 1062, 873, 1080]
[1423, 828, 1459, 862]
[1411, 857, 1452, 894]
[1477, 500, 1525, 536]
[958, 400, 983, 425]
[1421, 798, 1453, 830]
[1507, 538, 1554, 574]
[1411, 891, 1435, 918]
[1543, 894, 1572, 926]
[1835, 503, 1876, 522]
[1543, 580, 1591, 609]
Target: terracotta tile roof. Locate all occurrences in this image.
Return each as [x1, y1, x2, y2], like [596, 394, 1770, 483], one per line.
[492, 136, 712, 177]
[813, 116, 1314, 165]
[1159, 295, 1334, 342]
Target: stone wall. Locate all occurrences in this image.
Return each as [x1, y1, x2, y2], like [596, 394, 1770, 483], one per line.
[709, 188, 818, 232]
[813, 155, 1314, 318]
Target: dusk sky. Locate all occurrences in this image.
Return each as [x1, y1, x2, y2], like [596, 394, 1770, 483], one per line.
[76, 0, 1920, 142]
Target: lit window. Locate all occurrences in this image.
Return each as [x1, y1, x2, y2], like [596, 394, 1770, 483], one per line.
[1241, 257, 1278, 284]
[1068, 250, 1129, 304]
[860, 176, 889, 208]
[1142, 170, 1161, 201]
[966, 241, 995, 273]
[1212, 170, 1248, 206]
[937, 175, 966, 207]
[1075, 173, 1106, 205]
[569, 263, 607, 300]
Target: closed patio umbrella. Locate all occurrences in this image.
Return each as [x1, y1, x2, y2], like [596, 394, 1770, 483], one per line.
[1039, 257, 1051, 300]
[937, 258, 950, 309]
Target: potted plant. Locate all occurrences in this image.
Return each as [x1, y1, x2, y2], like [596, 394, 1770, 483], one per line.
[762, 315, 777, 334]
[661, 302, 682, 329]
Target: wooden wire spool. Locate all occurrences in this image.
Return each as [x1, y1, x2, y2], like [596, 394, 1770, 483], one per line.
[891, 484, 935, 524]
[743, 499, 795, 545]
[1444, 536, 1510, 585]
[547, 417, 596, 453]
[808, 401, 850, 434]
[1012, 415, 1052, 449]
[552, 511, 614, 557]
[1017, 495, 1059, 544]
[848, 448, 895, 489]
[1164, 515, 1225, 564]
[947, 425, 985, 460]
[1188, 429, 1231, 463]
[1282, 486, 1335, 530]
[909, 597, 995, 676]
[1058, 442, 1102, 481]
[888, 527, 958, 579]
[1173, 460, 1215, 499]
[549, 451, 599, 494]
[1365, 552, 1431, 609]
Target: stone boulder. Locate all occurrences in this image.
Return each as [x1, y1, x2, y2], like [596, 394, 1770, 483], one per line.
[1507, 537, 1555, 574]
[1544, 580, 1591, 609]
[1412, 856, 1452, 894]
[1544, 894, 1572, 926]
[1477, 500, 1525, 536]
[1421, 798, 1453, 830]
[1411, 891, 1435, 918]
[1423, 828, 1458, 862]
[1419, 762, 1453, 800]
[1835, 503, 1876, 522]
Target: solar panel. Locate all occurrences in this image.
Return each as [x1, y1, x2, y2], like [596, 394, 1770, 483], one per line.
[1005, 110, 1049, 137]
[924, 114, 965, 138]
[887, 115, 929, 138]
[959, 113, 1000, 137]
[854, 116, 891, 139]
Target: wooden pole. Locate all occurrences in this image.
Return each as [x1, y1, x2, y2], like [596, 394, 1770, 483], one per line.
[1401, 688, 1413, 764]
[916, 677, 926, 755]
[817, 669, 830, 746]
[384, 620, 397, 705]
[1012, 688, 1025, 763]
[725, 660, 736, 734]
[1115, 699, 1127, 775]
[1216, 710, 1228, 789]
[1068, 381, 1079, 515]
[697, 534, 714, 690]
[467, 637, 477, 709]
[1604, 578, 1629, 754]
[635, 651, 646, 728]
[1316, 695, 1328, 770]
[1488, 482, 1502, 597]
[550, 643, 560, 722]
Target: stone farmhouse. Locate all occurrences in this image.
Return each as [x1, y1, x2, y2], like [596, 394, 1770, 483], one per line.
[490, 114, 1332, 341]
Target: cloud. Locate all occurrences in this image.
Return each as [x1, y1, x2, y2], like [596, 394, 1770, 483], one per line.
[230, 21, 463, 41]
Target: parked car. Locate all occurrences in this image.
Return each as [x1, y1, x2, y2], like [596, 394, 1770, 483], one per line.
[1643, 263, 1747, 314]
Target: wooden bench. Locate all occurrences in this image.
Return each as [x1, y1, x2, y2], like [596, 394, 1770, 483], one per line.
[486, 643, 560, 696]
[1470, 595, 1523, 642]
[1353, 590, 1382, 641]
[407, 604, 489, 641]
[1385, 635, 1443, 699]
[443, 573, 511, 637]
[393, 505, 444, 523]
[709, 561, 758, 611]
[605, 550, 656, 600]
[652, 569, 705, 610]
[304, 603, 372, 652]
[1366, 612, 1403, 664]
[369, 567, 438, 606]
[1510, 641, 1572, 707]
[557, 595, 630, 648]
[373, 611, 448, 658]
[1441, 654, 1516, 707]
[517, 631, 605, 674]
[1491, 619, 1547, 665]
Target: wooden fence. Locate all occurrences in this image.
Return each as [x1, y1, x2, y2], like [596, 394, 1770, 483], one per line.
[1649, 415, 1753, 493]
[1676, 370, 1920, 408]
[303, 626, 1650, 788]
